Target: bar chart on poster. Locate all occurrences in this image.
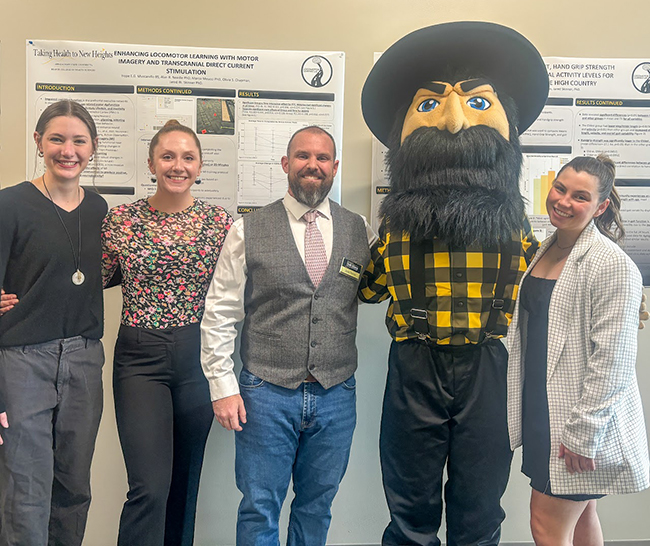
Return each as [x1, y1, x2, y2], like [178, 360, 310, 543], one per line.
[520, 154, 571, 216]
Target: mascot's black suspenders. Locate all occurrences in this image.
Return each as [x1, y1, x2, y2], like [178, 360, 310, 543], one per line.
[483, 241, 516, 341]
[409, 240, 429, 339]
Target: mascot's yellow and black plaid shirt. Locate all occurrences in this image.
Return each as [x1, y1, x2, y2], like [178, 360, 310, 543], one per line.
[359, 217, 539, 345]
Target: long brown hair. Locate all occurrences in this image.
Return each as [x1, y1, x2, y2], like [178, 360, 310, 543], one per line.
[557, 154, 624, 243]
[33, 100, 99, 185]
[35, 100, 98, 151]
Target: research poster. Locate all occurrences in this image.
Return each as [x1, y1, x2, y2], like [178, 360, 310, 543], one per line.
[26, 40, 345, 214]
[521, 57, 650, 283]
[369, 56, 650, 282]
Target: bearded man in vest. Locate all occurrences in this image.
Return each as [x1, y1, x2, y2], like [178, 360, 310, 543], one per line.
[201, 126, 374, 546]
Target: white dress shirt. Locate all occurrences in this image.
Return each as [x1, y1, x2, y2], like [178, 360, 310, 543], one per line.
[200, 192, 377, 401]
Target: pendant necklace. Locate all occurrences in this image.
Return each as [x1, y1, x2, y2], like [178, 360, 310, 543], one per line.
[42, 174, 85, 286]
[553, 239, 575, 263]
[555, 240, 575, 250]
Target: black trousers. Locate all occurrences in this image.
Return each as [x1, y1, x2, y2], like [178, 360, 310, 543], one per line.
[380, 339, 512, 546]
[113, 323, 213, 546]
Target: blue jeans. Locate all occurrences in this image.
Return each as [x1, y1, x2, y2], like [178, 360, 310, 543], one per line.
[235, 368, 356, 546]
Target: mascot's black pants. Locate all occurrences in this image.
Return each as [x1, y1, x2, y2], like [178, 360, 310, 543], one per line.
[380, 338, 512, 546]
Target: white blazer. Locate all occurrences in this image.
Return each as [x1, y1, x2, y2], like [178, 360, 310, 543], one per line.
[507, 221, 649, 495]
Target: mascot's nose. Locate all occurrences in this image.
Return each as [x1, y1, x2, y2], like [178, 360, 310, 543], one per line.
[437, 93, 469, 135]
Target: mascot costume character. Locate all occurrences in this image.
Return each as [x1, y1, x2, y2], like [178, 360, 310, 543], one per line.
[359, 22, 548, 546]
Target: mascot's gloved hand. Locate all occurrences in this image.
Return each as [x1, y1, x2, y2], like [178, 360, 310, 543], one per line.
[640, 293, 649, 330]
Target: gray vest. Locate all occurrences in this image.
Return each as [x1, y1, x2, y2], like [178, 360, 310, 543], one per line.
[241, 199, 370, 389]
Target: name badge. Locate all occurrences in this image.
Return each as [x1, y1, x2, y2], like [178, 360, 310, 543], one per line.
[339, 258, 362, 280]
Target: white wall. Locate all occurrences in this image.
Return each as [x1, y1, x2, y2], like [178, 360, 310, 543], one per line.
[1, 1, 649, 544]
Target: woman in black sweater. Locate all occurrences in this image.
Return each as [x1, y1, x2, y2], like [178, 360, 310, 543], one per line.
[0, 100, 107, 546]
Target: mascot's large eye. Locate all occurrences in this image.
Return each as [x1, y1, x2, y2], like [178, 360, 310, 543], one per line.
[417, 99, 439, 112]
[467, 97, 491, 110]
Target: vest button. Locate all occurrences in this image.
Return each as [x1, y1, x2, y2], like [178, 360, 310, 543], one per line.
[312, 317, 319, 324]
[314, 294, 320, 300]
[311, 341, 317, 347]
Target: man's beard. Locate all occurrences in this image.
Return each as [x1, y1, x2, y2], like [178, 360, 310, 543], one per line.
[288, 170, 333, 208]
[380, 125, 525, 246]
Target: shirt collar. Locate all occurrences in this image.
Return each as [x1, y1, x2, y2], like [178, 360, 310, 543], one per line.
[283, 192, 331, 222]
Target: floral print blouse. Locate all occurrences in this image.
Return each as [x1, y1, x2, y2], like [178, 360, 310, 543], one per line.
[102, 198, 233, 329]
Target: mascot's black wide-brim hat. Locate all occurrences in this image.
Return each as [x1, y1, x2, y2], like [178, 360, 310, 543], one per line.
[362, 21, 549, 147]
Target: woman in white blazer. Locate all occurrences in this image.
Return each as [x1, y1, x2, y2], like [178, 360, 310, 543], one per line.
[507, 155, 649, 546]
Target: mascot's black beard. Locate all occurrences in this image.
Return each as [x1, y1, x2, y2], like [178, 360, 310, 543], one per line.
[381, 125, 525, 246]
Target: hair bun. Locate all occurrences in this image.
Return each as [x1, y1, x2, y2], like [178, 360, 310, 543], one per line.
[163, 119, 182, 128]
[596, 153, 616, 177]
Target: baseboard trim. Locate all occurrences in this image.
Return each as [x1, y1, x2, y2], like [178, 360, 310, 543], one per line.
[329, 542, 650, 546]
[498, 542, 650, 546]
[497, 542, 650, 546]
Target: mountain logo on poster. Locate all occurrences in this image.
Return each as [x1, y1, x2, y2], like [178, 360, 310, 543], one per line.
[632, 62, 650, 93]
[301, 56, 333, 88]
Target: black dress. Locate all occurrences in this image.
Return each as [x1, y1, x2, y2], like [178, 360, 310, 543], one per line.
[520, 274, 604, 501]
[520, 274, 556, 494]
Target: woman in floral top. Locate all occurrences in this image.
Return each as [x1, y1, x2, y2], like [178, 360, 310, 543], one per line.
[102, 120, 232, 546]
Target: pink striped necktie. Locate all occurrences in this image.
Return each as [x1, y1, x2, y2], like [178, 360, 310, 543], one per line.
[302, 210, 328, 287]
